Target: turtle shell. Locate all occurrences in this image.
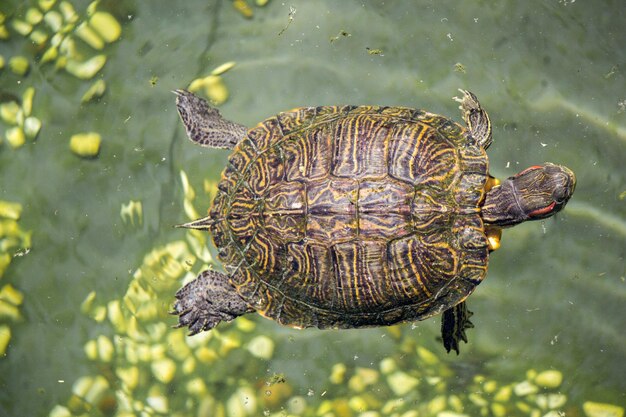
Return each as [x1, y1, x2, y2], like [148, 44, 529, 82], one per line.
[208, 106, 490, 329]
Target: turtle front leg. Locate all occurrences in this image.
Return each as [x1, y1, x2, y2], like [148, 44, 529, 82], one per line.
[173, 270, 254, 335]
[174, 90, 247, 149]
[440, 301, 474, 354]
[453, 89, 492, 149]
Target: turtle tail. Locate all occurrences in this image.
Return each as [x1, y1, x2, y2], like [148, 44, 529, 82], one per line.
[175, 215, 215, 231]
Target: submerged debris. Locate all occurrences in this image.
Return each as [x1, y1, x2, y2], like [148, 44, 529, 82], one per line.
[330, 30, 351, 43]
[278, 6, 296, 36]
[366, 47, 384, 56]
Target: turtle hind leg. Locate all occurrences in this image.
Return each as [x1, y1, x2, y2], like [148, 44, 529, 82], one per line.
[453, 89, 493, 149]
[173, 89, 247, 149]
[172, 270, 253, 335]
[440, 301, 475, 354]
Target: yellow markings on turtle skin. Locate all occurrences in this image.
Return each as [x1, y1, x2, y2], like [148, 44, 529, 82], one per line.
[486, 227, 502, 251]
[485, 176, 500, 192]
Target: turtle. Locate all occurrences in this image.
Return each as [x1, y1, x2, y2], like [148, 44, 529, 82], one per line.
[171, 89, 576, 353]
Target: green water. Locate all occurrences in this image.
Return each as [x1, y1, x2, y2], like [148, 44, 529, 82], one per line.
[1, 1, 624, 416]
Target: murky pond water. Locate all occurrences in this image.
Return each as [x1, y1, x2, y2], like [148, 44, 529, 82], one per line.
[1, 1, 624, 416]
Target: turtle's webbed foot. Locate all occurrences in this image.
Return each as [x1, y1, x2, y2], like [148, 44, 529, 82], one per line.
[172, 270, 252, 335]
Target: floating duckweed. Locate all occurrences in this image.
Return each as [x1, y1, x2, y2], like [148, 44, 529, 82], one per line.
[0, 201, 22, 221]
[386, 371, 419, 396]
[65, 54, 106, 79]
[211, 61, 236, 76]
[483, 379, 498, 393]
[41, 46, 58, 63]
[117, 366, 139, 390]
[120, 200, 143, 226]
[583, 402, 625, 417]
[92, 305, 106, 321]
[12, 19, 33, 36]
[490, 402, 507, 417]
[69, 132, 101, 157]
[89, 12, 121, 43]
[1, 101, 21, 125]
[44, 10, 63, 32]
[97, 335, 114, 362]
[534, 369, 563, 388]
[146, 391, 169, 414]
[235, 316, 256, 332]
[0, 55, 4, 69]
[39, 0, 57, 12]
[81, 79, 106, 102]
[246, 335, 274, 359]
[107, 299, 125, 331]
[232, 0, 254, 18]
[188, 74, 229, 105]
[26, 8, 44, 25]
[0, 299, 21, 320]
[23, 117, 42, 139]
[0, 26, 8, 40]
[59, 1, 78, 23]
[427, 395, 447, 414]
[416, 346, 439, 365]
[351, 367, 379, 391]
[151, 358, 176, 383]
[348, 395, 368, 412]
[185, 377, 207, 396]
[80, 290, 97, 314]
[9, 56, 30, 75]
[49, 405, 71, 417]
[0, 325, 10, 355]
[30, 29, 48, 45]
[0, 284, 24, 306]
[493, 385, 512, 402]
[75, 22, 104, 49]
[379, 357, 396, 374]
[329, 363, 347, 384]
[195, 346, 218, 363]
[6, 127, 26, 148]
[84, 339, 97, 360]
[468, 393, 488, 407]
[21, 87, 35, 116]
[514, 380, 538, 396]
[0, 254, 10, 277]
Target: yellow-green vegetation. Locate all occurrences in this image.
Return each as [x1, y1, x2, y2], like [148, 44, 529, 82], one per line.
[0, 88, 42, 149]
[80, 79, 106, 103]
[188, 61, 237, 105]
[231, 0, 270, 19]
[0, 200, 31, 356]
[0, 0, 122, 152]
[120, 200, 143, 227]
[3, 1, 121, 79]
[69, 132, 101, 158]
[46, 172, 625, 417]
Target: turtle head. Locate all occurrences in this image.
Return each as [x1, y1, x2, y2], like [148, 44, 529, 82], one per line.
[482, 163, 576, 227]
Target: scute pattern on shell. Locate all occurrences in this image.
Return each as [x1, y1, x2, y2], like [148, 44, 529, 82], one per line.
[209, 106, 490, 329]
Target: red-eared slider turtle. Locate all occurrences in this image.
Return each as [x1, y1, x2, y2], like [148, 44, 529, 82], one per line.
[172, 89, 575, 353]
